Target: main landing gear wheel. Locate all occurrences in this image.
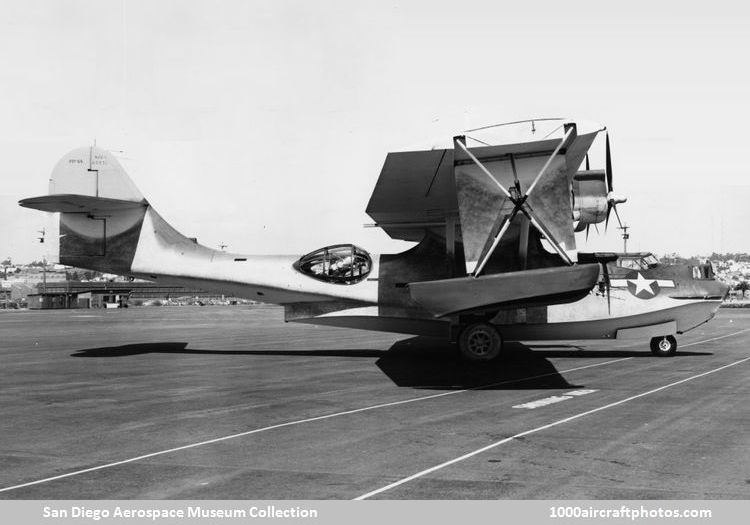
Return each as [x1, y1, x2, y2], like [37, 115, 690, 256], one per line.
[650, 335, 677, 357]
[458, 322, 503, 362]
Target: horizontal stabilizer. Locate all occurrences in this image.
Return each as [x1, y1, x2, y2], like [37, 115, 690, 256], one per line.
[409, 264, 600, 317]
[19, 194, 147, 214]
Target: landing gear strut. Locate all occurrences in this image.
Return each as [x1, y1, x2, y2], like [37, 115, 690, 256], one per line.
[650, 335, 677, 357]
[458, 322, 503, 361]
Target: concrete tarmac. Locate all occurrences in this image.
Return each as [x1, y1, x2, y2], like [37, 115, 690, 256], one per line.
[1, 305, 749, 499]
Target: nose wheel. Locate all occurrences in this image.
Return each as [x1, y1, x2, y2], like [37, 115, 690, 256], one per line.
[650, 335, 677, 357]
[458, 322, 503, 361]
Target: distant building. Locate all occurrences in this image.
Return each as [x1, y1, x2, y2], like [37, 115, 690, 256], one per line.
[27, 280, 243, 309]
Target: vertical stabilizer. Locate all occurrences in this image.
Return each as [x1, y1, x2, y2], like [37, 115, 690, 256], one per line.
[20, 147, 148, 274]
[47, 146, 144, 202]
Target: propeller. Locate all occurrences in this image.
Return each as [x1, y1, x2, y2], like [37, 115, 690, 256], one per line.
[604, 132, 627, 231]
[455, 126, 576, 276]
[605, 133, 613, 194]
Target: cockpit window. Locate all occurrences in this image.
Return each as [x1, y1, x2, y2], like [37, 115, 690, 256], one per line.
[293, 244, 372, 284]
[618, 258, 646, 270]
[617, 254, 659, 270]
[643, 254, 659, 267]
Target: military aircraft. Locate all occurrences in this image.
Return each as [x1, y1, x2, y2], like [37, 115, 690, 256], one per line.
[19, 118, 728, 361]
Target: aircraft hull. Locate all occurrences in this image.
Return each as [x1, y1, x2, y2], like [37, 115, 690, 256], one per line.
[496, 300, 721, 341]
[288, 299, 723, 343]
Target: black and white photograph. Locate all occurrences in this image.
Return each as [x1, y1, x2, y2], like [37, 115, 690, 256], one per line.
[1, 0, 749, 522]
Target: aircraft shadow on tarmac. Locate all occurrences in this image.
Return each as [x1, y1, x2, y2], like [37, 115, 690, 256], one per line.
[70, 338, 711, 391]
[371, 337, 710, 390]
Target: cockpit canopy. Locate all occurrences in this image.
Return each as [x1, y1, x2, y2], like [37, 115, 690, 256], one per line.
[293, 244, 372, 285]
[578, 252, 660, 280]
[616, 253, 659, 270]
[579, 252, 659, 270]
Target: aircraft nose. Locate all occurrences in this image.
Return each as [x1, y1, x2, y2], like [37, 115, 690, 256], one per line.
[667, 265, 729, 300]
[695, 279, 730, 300]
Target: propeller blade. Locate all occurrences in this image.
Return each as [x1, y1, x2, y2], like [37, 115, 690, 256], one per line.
[613, 204, 624, 229]
[605, 132, 613, 192]
[585, 153, 590, 171]
[585, 224, 590, 241]
[594, 223, 600, 234]
[605, 205, 611, 231]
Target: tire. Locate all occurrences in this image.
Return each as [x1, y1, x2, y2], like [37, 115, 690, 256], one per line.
[458, 322, 503, 362]
[650, 335, 677, 357]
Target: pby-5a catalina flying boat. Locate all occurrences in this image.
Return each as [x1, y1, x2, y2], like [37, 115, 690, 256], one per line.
[20, 118, 728, 361]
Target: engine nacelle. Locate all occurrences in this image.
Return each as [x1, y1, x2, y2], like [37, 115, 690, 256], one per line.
[572, 170, 608, 228]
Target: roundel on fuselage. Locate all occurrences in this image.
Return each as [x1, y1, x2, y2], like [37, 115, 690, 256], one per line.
[625, 271, 660, 299]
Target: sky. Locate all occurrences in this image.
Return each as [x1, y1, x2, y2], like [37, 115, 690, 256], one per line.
[1, 0, 749, 264]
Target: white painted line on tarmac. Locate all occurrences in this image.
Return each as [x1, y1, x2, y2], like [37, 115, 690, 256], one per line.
[474, 357, 631, 390]
[512, 395, 573, 410]
[0, 357, 630, 493]
[567, 389, 598, 396]
[680, 328, 750, 348]
[513, 389, 598, 410]
[354, 354, 750, 500]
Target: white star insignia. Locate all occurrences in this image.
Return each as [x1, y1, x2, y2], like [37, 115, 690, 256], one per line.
[628, 272, 657, 296]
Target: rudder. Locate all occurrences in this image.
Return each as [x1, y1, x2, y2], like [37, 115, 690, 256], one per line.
[19, 146, 148, 274]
